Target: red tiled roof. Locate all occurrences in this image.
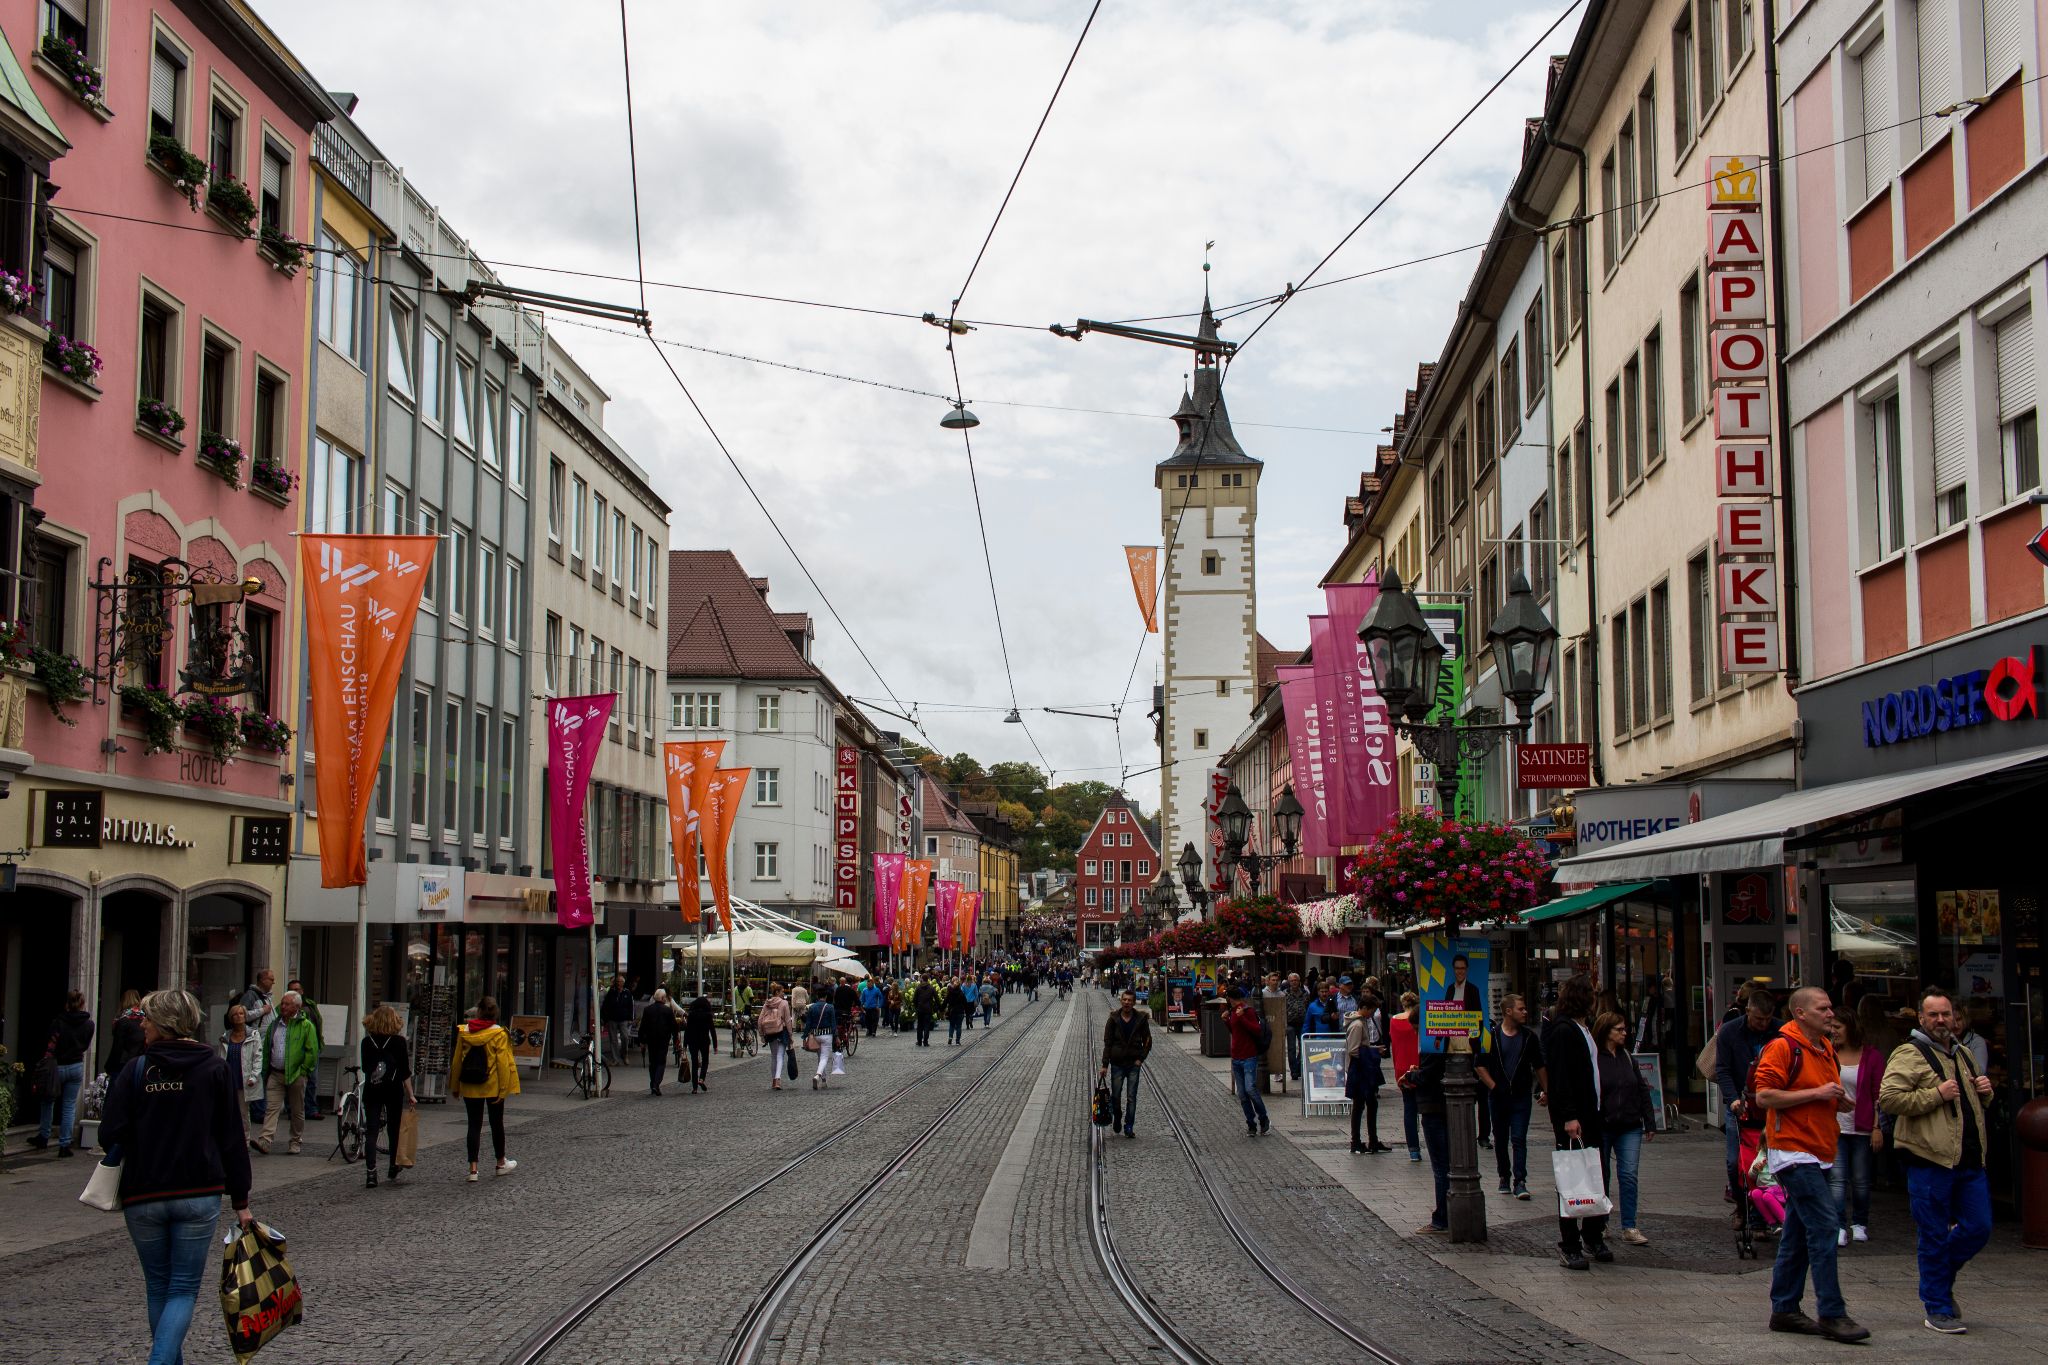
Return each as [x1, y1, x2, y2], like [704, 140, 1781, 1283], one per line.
[666, 550, 819, 680]
[919, 773, 979, 835]
[1254, 631, 1294, 693]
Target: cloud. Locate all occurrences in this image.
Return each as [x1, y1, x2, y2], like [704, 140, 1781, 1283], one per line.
[262, 0, 1568, 783]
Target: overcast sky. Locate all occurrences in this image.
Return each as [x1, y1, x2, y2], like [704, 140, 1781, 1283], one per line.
[264, 0, 1574, 806]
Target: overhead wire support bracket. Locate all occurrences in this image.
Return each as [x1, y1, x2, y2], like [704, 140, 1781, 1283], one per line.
[1047, 318, 1239, 356]
[445, 278, 652, 330]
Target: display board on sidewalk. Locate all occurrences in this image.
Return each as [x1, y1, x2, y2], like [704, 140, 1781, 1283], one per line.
[1299, 1032, 1348, 1114]
[510, 1015, 550, 1069]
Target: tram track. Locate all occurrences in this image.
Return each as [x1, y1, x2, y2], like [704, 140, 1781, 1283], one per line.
[503, 997, 1054, 1365]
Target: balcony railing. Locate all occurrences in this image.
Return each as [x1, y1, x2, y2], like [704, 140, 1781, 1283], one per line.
[313, 122, 373, 204]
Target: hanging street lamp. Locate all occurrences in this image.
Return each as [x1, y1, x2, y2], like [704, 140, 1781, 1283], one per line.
[1213, 781, 1305, 897]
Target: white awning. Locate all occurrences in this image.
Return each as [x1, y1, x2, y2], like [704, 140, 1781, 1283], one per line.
[1556, 743, 2048, 883]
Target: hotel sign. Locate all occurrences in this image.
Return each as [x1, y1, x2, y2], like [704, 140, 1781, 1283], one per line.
[1707, 154, 1781, 673]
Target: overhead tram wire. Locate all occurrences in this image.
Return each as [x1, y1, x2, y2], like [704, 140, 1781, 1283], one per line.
[616, 0, 651, 321]
[1232, 0, 1587, 358]
[936, 0, 1106, 783]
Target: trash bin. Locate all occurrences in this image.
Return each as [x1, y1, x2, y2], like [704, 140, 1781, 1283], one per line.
[2018, 1096, 2048, 1249]
[1200, 997, 1229, 1057]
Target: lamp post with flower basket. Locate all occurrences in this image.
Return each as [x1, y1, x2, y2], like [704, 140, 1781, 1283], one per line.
[1354, 565, 1558, 1244]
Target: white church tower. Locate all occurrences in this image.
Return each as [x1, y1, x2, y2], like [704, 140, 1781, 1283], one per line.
[1155, 298, 1259, 891]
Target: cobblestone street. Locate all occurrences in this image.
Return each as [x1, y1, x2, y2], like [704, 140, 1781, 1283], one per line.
[9, 987, 2048, 1364]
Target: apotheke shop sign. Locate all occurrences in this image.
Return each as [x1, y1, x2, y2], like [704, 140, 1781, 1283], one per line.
[1860, 643, 2041, 747]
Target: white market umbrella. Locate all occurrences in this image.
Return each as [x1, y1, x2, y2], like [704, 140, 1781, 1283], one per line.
[664, 928, 821, 966]
[821, 957, 870, 979]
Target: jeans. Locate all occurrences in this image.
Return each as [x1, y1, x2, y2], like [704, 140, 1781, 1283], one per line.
[981, 1002, 994, 1026]
[948, 1018, 964, 1045]
[1724, 1103, 1743, 1196]
[1770, 1160, 1847, 1320]
[1491, 1089, 1533, 1185]
[1602, 1124, 1644, 1228]
[688, 1043, 710, 1087]
[1402, 1089, 1421, 1155]
[126, 1195, 221, 1365]
[915, 1014, 934, 1046]
[864, 1011, 878, 1037]
[1107, 1064, 1141, 1133]
[648, 1050, 668, 1092]
[1231, 1057, 1269, 1130]
[363, 1091, 403, 1172]
[255, 1075, 305, 1149]
[1830, 1133, 1872, 1230]
[464, 1097, 505, 1165]
[1420, 1112, 1450, 1228]
[1287, 1027, 1303, 1079]
[36, 1060, 85, 1145]
[1905, 1161, 1992, 1317]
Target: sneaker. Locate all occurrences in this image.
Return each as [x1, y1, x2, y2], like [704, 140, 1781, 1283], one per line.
[57, 1146, 73, 1158]
[286, 1142, 302, 1155]
[26, 1136, 47, 1151]
[366, 1169, 377, 1189]
[1247, 1124, 1259, 1137]
[1837, 1229, 1849, 1247]
[1409, 1150, 1423, 1163]
[1769, 1312, 1820, 1335]
[1122, 1129, 1135, 1139]
[1819, 1316, 1870, 1343]
[495, 1159, 518, 1177]
[1622, 1228, 1650, 1246]
[1417, 1222, 1447, 1235]
[1558, 1244, 1589, 1271]
[1259, 1117, 1270, 1134]
[1498, 1180, 1513, 1195]
[1923, 1313, 1966, 1335]
[1587, 1238, 1614, 1263]
[1851, 1224, 1869, 1243]
[249, 1139, 269, 1155]
[467, 1169, 480, 1183]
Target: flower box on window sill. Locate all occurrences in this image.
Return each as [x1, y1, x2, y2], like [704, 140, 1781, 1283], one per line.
[146, 136, 208, 211]
[250, 482, 291, 508]
[205, 174, 258, 238]
[36, 36, 106, 113]
[43, 363, 101, 402]
[135, 424, 185, 455]
[257, 228, 308, 277]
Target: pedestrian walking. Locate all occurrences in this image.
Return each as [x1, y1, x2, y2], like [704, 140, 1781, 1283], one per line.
[98, 989, 254, 1365]
[802, 992, 839, 1089]
[913, 977, 939, 1046]
[601, 976, 635, 1066]
[980, 974, 996, 1028]
[1830, 1013, 1882, 1248]
[1224, 989, 1272, 1137]
[1411, 1049, 1452, 1234]
[1283, 973, 1309, 1080]
[945, 978, 969, 1046]
[790, 979, 811, 1022]
[1878, 986, 1994, 1335]
[1489, 992, 1547, 1199]
[684, 995, 716, 1092]
[249, 991, 318, 1155]
[831, 978, 858, 1073]
[449, 996, 520, 1182]
[759, 984, 794, 1090]
[1099, 989, 1151, 1138]
[1542, 976, 1611, 1270]
[860, 979, 883, 1037]
[104, 990, 147, 1076]
[883, 983, 903, 1032]
[637, 988, 679, 1095]
[359, 1005, 415, 1188]
[1345, 999, 1388, 1153]
[236, 969, 276, 1037]
[961, 975, 979, 1030]
[286, 978, 325, 1121]
[218, 1003, 262, 1130]
[1715, 988, 1782, 1223]
[31, 990, 94, 1155]
[1756, 986, 1867, 1343]
[1391, 992, 1423, 1162]
[1594, 1010, 1657, 1245]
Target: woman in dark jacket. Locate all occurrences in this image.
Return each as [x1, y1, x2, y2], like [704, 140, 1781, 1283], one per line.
[944, 979, 970, 1046]
[104, 989, 147, 1075]
[99, 989, 254, 1365]
[359, 1005, 415, 1188]
[683, 996, 716, 1093]
[1542, 975, 1609, 1269]
[637, 990, 679, 1096]
[1593, 1010, 1657, 1246]
[33, 991, 94, 1155]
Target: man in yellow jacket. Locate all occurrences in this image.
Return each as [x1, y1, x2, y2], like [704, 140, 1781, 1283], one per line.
[450, 996, 522, 1183]
[1878, 986, 1994, 1336]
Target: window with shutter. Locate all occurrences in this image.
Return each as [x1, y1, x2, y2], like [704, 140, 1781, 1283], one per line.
[1915, 0, 1960, 147]
[260, 145, 286, 234]
[1929, 350, 1968, 528]
[1983, 0, 2026, 85]
[149, 43, 180, 139]
[1997, 309, 2039, 497]
[1858, 31, 1896, 198]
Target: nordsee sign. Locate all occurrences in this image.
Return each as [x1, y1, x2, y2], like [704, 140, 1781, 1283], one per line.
[1860, 644, 2040, 748]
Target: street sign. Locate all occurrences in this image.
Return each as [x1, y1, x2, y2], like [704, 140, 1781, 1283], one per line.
[2028, 519, 2048, 569]
[1516, 743, 1592, 790]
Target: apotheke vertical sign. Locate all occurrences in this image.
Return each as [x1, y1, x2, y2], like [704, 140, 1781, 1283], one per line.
[1707, 154, 1782, 673]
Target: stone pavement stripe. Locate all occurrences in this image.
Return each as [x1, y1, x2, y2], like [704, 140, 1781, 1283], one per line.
[963, 995, 1076, 1270]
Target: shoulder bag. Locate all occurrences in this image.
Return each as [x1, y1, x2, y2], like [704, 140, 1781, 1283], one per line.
[79, 1059, 143, 1212]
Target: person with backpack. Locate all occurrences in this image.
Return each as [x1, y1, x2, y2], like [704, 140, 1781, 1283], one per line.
[757, 984, 794, 1091]
[1225, 989, 1272, 1137]
[802, 991, 838, 1089]
[1714, 988, 1782, 1224]
[1754, 986, 1867, 1343]
[358, 1005, 415, 1188]
[30, 991, 94, 1155]
[449, 996, 520, 1181]
[1878, 986, 1995, 1336]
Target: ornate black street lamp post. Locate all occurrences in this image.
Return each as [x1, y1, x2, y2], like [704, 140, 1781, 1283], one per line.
[1214, 782, 1304, 895]
[1176, 842, 1208, 916]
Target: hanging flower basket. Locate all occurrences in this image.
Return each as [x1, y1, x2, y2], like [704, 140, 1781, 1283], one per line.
[1212, 894, 1303, 960]
[0, 620, 30, 673]
[1345, 812, 1552, 931]
[44, 334, 102, 387]
[0, 267, 34, 315]
[137, 397, 186, 443]
[119, 682, 183, 755]
[257, 225, 308, 276]
[181, 695, 242, 763]
[1296, 893, 1367, 938]
[39, 34, 104, 107]
[29, 646, 89, 725]
[238, 710, 291, 753]
[197, 430, 244, 486]
[207, 174, 258, 236]
[148, 135, 209, 210]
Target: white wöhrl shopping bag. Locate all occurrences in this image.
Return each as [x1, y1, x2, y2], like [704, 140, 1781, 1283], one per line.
[1552, 1140, 1611, 1219]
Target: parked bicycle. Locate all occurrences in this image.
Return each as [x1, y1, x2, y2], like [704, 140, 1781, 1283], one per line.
[729, 1011, 759, 1059]
[569, 1032, 610, 1100]
[333, 1065, 365, 1163]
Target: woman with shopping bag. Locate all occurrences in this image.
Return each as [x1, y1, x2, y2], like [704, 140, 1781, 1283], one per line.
[1541, 976, 1613, 1270]
[359, 1006, 415, 1189]
[758, 984, 794, 1091]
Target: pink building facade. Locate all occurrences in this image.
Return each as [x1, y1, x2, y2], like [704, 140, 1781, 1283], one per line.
[3, 0, 327, 1063]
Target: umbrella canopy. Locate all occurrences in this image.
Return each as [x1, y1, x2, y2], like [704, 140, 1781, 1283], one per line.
[663, 928, 827, 966]
[821, 957, 870, 978]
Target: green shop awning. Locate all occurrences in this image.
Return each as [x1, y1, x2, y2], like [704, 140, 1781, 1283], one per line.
[1520, 880, 1657, 926]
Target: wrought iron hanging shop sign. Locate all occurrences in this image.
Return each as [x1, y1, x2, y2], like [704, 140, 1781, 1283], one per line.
[89, 556, 261, 704]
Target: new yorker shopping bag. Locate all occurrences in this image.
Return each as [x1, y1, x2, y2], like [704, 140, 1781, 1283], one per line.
[1552, 1140, 1611, 1219]
[221, 1220, 302, 1363]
